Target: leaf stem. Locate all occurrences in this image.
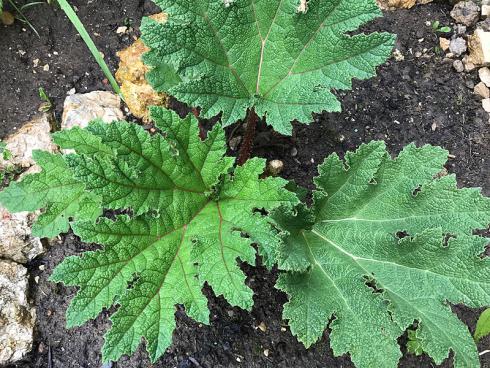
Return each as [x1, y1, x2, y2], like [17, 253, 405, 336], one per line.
[237, 108, 258, 165]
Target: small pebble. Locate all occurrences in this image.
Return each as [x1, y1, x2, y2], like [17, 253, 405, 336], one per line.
[483, 98, 490, 112]
[449, 38, 467, 57]
[479, 67, 490, 87]
[116, 26, 128, 34]
[453, 60, 464, 73]
[267, 160, 284, 176]
[475, 82, 490, 99]
[258, 322, 267, 332]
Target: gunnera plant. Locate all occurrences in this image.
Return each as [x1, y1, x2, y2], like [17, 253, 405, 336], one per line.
[1, 1, 489, 367]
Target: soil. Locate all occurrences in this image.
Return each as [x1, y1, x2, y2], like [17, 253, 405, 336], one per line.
[1, 1, 489, 368]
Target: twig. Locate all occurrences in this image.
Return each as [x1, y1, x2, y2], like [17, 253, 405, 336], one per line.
[188, 357, 203, 368]
[237, 108, 258, 165]
[48, 343, 52, 368]
[479, 350, 490, 356]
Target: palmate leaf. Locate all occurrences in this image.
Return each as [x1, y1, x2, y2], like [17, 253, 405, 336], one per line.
[46, 107, 298, 362]
[141, 0, 395, 135]
[0, 150, 102, 238]
[274, 141, 490, 368]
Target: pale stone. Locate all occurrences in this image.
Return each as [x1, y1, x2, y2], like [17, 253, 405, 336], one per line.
[483, 98, 490, 112]
[0, 207, 43, 264]
[62, 91, 124, 130]
[116, 26, 128, 34]
[266, 160, 284, 177]
[451, 1, 480, 27]
[0, 260, 35, 365]
[483, 0, 490, 16]
[467, 29, 490, 66]
[449, 37, 467, 57]
[377, 0, 432, 10]
[453, 59, 465, 72]
[475, 82, 490, 99]
[480, 67, 490, 87]
[393, 49, 405, 61]
[0, 114, 57, 171]
[439, 37, 450, 51]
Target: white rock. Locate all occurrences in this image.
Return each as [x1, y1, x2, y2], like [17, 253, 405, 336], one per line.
[116, 26, 128, 34]
[453, 60, 465, 72]
[0, 207, 43, 263]
[0, 114, 57, 170]
[61, 91, 124, 130]
[267, 160, 284, 177]
[483, 98, 490, 112]
[449, 37, 467, 57]
[480, 67, 490, 87]
[483, 0, 490, 16]
[475, 82, 490, 99]
[0, 260, 36, 365]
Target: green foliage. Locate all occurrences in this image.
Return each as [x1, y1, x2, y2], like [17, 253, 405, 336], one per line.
[39, 87, 54, 113]
[0, 107, 298, 363]
[431, 20, 451, 33]
[475, 308, 490, 342]
[407, 328, 424, 356]
[1, 104, 489, 366]
[0, 141, 11, 161]
[141, 0, 395, 135]
[0, 150, 102, 237]
[274, 141, 490, 368]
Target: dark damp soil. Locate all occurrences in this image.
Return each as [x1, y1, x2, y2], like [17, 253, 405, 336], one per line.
[1, 1, 490, 368]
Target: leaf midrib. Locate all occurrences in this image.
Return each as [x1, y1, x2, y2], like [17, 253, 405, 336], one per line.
[305, 228, 485, 365]
[310, 229, 490, 293]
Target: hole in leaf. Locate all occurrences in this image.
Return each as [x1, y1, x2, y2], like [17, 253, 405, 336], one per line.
[363, 275, 384, 294]
[126, 275, 140, 290]
[396, 231, 410, 240]
[412, 185, 422, 197]
[443, 233, 456, 248]
[253, 207, 268, 216]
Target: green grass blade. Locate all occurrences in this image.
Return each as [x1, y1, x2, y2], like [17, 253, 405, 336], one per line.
[57, 0, 122, 97]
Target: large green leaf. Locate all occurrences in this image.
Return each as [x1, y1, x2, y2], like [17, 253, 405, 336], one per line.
[275, 141, 490, 368]
[45, 107, 298, 362]
[141, 0, 395, 135]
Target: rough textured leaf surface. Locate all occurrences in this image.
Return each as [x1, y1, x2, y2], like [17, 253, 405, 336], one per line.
[274, 141, 490, 368]
[0, 150, 101, 237]
[141, 0, 395, 134]
[45, 107, 298, 362]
